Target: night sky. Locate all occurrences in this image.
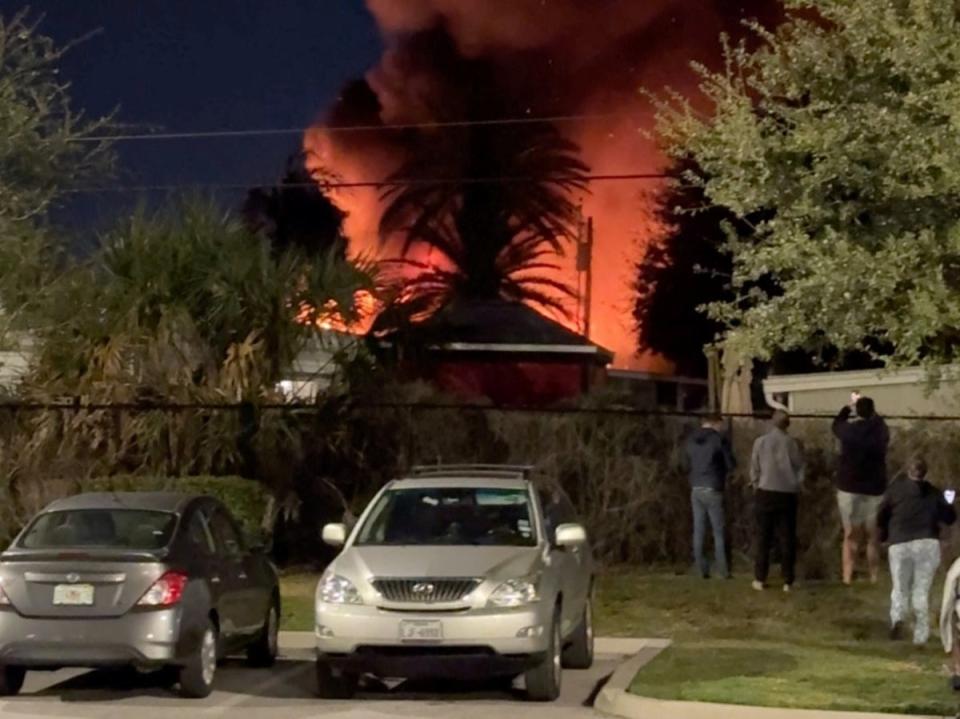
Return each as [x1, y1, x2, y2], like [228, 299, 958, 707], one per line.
[25, 0, 382, 235]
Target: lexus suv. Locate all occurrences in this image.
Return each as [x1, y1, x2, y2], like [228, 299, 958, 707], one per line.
[315, 465, 594, 701]
[0, 493, 280, 698]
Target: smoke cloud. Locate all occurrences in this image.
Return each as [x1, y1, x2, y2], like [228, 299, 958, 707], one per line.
[305, 0, 779, 369]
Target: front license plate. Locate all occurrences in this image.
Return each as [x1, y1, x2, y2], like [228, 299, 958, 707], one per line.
[53, 584, 95, 606]
[399, 620, 443, 643]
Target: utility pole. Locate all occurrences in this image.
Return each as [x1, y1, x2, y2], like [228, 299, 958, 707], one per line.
[576, 214, 594, 338]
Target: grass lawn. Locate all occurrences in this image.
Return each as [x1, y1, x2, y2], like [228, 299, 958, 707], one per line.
[604, 570, 957, 716]
[277, 567, 957, 715]
[279, 571, 317, 633]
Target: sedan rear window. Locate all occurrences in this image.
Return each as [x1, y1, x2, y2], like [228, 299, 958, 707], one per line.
[19, 510, 177, 550]
[356, 487, 537, 547]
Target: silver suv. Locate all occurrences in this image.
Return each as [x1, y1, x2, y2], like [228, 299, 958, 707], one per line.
[315, 465, 594, 701]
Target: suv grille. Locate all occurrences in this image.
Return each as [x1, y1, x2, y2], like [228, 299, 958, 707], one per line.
[373, 578, 480, 603]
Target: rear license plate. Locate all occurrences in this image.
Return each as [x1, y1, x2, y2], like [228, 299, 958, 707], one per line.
[53, 584, 95, 606]
[399, 620, 443, 642]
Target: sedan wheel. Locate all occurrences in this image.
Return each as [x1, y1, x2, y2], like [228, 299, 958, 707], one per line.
[0, 665, 25, 696]
[178, 622, 218, 699]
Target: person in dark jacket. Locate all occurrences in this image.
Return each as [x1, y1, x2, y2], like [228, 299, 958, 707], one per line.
[833, 395, 889, 584]
[684, 415, 736, 579]
[878, 457, 956, 644]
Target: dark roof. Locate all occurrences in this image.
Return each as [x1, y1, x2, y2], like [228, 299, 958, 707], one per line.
[44, 492, 195, 514]
[387, 299, 613, 363]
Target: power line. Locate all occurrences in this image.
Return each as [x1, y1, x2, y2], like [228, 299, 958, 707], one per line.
[72, 112, 636, 144]
[64, 173, 670, 195]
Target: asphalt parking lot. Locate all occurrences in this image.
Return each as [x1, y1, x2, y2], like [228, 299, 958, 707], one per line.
[0, 643, 631, 719]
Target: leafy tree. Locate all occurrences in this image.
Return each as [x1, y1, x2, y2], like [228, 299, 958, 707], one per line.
[634, 160, 734, 376]
[379, 119, 589, 317]
[243, 153, 348, 261]
[0, 10, 112, 331]
[652, 0, 960, 367]
[11, 199, 377, 481]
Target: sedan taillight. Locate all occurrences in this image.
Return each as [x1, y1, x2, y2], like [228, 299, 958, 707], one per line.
[137, 571, 188, 607]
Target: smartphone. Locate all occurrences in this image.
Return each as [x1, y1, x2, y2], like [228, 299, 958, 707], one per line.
[946, 489, 956, 505]
[850, 391, 862, 405]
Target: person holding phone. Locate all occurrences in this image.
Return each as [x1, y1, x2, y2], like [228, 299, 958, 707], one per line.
[833, 393, 890, 584]
[878, 457, 956, 644]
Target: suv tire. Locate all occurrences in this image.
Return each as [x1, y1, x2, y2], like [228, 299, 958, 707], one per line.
[315, 659, 358, 699]
[562, 595, 594, 669]
[525, 611, 562, 701]
[0, 665, 25, 696]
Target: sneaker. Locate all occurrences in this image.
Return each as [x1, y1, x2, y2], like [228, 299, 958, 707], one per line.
[783, 583, 792, 593]
[890, 622, 904, 641]
[751, 580, 765, 591]
[950, 674, 960, 692]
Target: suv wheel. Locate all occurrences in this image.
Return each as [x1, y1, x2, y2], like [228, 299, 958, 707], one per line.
[315, 659, 358, 699]
[178, 621, 218, 699]
[524, 611, 562, 701]
[562, 595, 594, 669]
[247, 600, 280, 667]
[0, 665, 25, 696]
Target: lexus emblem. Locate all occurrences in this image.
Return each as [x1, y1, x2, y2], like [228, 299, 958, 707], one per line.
[411, 582, 435, 596]
[66, 573, 80, 584]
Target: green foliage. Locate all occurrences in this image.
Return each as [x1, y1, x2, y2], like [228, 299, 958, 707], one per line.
[0, 9, 113, 338]
[29, 199, 375, 399]
[652, 0, 960, 366]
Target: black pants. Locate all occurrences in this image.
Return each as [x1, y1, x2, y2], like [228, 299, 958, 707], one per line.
[754, 489, 799, 585]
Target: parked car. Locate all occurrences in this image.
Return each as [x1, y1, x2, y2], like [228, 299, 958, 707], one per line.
[315, 465, 594, 701]
[0, 492, 280, 698]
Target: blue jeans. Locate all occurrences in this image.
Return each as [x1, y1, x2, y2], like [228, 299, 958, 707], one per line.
[692, 487, 728, 578]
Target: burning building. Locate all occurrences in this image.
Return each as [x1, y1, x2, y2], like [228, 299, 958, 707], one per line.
[304, 0, 780, 372]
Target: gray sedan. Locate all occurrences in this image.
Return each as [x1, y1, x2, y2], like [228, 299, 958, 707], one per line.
[0, 492, 280, 698]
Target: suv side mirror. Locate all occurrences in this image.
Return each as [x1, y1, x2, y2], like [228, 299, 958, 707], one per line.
[554, 523, 587, 548]
[322, 523, 347, 547]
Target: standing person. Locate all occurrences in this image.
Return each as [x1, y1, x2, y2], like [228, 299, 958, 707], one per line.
[684, 415, 736, 579]
[878, 457, 956, 644]
[833, 394, 889, 584]
[939, 549, 960, 690]
[750, 410, 805, 592]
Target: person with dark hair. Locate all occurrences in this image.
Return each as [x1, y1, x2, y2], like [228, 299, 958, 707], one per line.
[833, 393, 890, 584]
[750, 410, 805, 592]
[879, 457, 956, 644]
[683, 414, 736, 579]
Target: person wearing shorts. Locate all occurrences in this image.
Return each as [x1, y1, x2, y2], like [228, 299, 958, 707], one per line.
[832, 395, 889, 585]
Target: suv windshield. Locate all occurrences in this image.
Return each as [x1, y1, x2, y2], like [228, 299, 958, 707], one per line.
[356, 487, 537, 547]
[19, 510, 177, 550]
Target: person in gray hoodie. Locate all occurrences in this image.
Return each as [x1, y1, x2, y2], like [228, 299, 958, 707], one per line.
[684, 415, 736, 579]
[750, 410, 805, 592]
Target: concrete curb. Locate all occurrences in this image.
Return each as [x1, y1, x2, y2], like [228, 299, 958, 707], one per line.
[593, 640, 950, 719]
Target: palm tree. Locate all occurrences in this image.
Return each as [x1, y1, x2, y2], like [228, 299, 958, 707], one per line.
[378, 119, 589, 317]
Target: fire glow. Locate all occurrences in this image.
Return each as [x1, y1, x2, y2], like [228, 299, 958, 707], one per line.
[304, 0, 778, 370]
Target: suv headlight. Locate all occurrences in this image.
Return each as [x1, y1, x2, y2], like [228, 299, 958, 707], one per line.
[488, 577, 540, 608]
[317, 572, 363, 605]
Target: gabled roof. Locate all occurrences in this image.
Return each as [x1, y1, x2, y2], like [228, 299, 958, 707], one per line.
[385, 299, 613, 364]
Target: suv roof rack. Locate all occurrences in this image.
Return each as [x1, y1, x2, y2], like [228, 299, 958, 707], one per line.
[409, 464, 535, 479]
